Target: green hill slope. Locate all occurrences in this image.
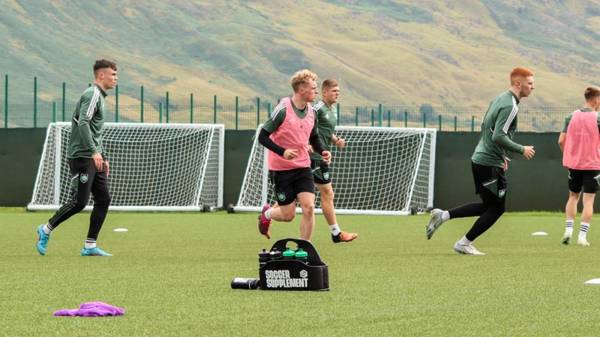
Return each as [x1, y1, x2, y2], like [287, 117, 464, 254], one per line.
[0, 0, 599, 113]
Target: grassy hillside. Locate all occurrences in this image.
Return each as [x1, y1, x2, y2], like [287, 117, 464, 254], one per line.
[0, 0, 599, 117]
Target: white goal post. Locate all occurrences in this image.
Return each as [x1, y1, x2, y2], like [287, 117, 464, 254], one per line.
[234, 126, 436, 215]
[28, 122, 224, 212]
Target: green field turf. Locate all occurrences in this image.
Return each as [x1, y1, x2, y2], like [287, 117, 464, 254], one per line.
[1, 208, 599, 337]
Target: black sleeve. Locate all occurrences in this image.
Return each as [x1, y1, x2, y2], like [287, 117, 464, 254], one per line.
[309, 125, 326, 154]
[258, 128, 286, 157]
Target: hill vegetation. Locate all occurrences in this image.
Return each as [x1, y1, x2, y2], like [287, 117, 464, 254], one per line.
[1, 0, 599, 114]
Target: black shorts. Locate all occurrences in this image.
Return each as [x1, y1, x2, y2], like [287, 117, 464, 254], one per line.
[69, 157, 110, 205]
[311, 159, 331, 185]
[568, 169, 600, 193]
[471, 162, 507, 204]
[270, 167, 314, 206]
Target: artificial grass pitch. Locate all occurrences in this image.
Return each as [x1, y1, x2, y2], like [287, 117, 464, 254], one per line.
[1, 208, 599, 337]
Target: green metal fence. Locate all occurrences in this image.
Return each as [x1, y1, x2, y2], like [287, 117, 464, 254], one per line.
[0, 74, 574, 131]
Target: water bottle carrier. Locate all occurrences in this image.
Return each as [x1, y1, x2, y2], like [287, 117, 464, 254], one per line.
[259, 238, 329, 291]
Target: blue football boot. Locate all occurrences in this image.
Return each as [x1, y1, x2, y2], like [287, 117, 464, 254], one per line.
[81, 246, 112, 256]
[36, 224, 50, 256]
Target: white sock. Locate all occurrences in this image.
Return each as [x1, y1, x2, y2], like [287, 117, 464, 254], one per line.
[579, 223, 590, 240]
[264, 208, 272, 220]
[329, 224, 341, 236]
[84, 240, 97, 249]
[564, 219, 574, 237]
[442, 211, 450, 221]
[458, 236, 472, 245]
[42, 224, 52, 235]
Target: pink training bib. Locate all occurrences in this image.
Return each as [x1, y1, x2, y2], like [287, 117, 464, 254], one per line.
[563, 110, 600, 170]
[267, 97, 315, 171]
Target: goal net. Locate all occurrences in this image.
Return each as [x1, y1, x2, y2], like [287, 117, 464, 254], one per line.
[28, 122, 224, 211]
[234, 126, 436, 215]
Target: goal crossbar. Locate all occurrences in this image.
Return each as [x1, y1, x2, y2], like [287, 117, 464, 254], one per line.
[28, 122, 225, 212]
[234, 125, 436, 215]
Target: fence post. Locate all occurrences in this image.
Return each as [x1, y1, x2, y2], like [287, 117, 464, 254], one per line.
[267, 102, 272, 120]
[337, 103, 341, 126]
[235, 96, 239, 130]
[371, 108, 374, 127]
[140, 85, 144, 123]
[3, 74, 7, 128]
[404, 110, 408, 127]
[387, 110, 391, 127]
[33, 76, 37, 128]
[190, 93, 194, 124]
[166, 91, 170, 123]
[438, 115, 442, 131]
[52, 102, 56, 123]
[159, 102, 163, 123]
[454, 115, 457, 131]
[355, 107, 359, 126]
[210, 94, 216, 124]
[115, 85, 119, 122]
[378, 104, 383, 127]
[471, 115, 475, 132]
[61, 82, 66, 121]
[256, 97, 260, 126]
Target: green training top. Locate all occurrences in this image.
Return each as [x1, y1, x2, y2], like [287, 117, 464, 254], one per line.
[471, 90, 525, 168]
[562, 107, 600, 132]
[67, 84, 107, 159]
[310, 100, 337, 160]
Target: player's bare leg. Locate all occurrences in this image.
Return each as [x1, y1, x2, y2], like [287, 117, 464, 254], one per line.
[297, 192, 316, 241]
[562, 191, 579, 244]
[316, 183, 357, 243]
[578, 193, 595, 246]
[258, 203, 295, 239]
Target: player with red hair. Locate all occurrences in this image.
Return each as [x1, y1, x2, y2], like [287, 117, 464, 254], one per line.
[425, 67, 536, 255]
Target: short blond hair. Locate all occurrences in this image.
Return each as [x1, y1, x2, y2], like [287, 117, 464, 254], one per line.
[290, 69, 318, 92]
